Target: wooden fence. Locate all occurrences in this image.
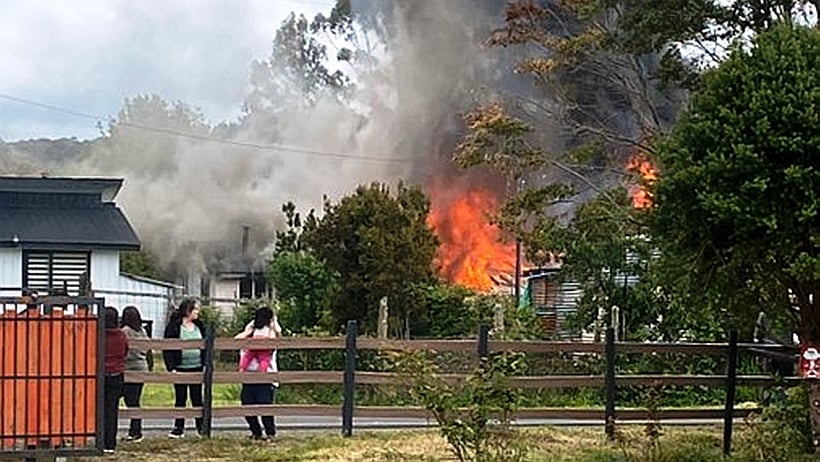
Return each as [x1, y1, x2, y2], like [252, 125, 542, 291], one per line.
[123, 322, 799, 456]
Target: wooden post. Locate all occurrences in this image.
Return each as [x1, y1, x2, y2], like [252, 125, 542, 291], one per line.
[604, 326, 616, 440]
[342, 320, 357, 437]
[723, 330, 738, 456]
[478, 324, 490, 359]
[377, 297, 388, 340]
[493, 303, 505, 336]
[201, 325, 215, 438]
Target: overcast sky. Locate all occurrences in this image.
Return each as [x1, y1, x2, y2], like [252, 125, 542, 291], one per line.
[0, 0, 332, 141]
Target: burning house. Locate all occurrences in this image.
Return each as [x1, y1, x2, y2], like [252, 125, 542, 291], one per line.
[175, 225, 271, 317]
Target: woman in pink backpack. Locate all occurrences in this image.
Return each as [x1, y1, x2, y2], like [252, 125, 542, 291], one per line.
[235, 306, 281, 440]
[237, 307, 276, 372]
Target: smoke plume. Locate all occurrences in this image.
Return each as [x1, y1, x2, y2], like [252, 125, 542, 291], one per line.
[1, 0, 509, 279]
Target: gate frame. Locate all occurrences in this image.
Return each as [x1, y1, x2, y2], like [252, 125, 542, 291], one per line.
[0, 296, 106, 461]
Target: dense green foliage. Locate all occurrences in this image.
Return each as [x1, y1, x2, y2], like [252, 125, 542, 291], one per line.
[295, 182, 439, 336]
[268, 251, 338, 334]
[651, 25, 819, 341]
[119, 250, 161, 280]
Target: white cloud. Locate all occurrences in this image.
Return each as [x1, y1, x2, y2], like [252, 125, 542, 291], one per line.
[0, 0, 332, 140]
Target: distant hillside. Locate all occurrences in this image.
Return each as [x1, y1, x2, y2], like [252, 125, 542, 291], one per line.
[3, 137, 91, 164]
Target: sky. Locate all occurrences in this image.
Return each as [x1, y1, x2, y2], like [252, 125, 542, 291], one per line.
[0, 0, 333, 142]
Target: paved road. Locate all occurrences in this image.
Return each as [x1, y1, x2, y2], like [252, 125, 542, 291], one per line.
[120, 416, 732, 435]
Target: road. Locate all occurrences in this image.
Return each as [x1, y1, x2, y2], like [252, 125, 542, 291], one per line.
[121, 416, 732, 435]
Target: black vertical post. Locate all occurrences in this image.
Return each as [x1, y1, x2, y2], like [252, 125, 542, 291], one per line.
[604, 326, 617, 441]
[478, 324, 490, 359]
[342, 320, 357, 437]
[94, 300, 105, 453]
[201, 324, 215, 438]
[723, 330, 738, 456]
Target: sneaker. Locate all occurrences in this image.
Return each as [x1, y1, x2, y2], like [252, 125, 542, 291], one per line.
[247, 434, 267, 441]
[103, 449, 114, 454]
[168, 430, 184, 439]
[125, 434, 144, 443]
[265, 431, 276, 439]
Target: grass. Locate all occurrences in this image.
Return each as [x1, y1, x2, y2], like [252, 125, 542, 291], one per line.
[73, 426, 817, 462]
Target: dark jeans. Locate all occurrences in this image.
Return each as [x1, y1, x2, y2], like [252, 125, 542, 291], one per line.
[103, 374, 124, 450]
[241, 383, 277, 437]
[173, 366, 203, 432]
[122, 382, 144, 437]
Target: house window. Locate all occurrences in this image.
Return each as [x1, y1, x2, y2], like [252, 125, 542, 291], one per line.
[23, 251, 90, 296]
[239, 277, 253, 299]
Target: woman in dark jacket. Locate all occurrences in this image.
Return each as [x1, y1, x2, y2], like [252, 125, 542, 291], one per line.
[162, 299, 206, 438]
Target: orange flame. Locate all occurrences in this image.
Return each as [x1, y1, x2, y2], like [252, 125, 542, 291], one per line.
[626, 154, 659, 209]
[427, 183, 515, 291]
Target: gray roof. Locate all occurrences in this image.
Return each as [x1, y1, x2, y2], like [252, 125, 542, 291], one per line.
[0, 175, 139, 250]
[0, 176, 123, 201]
[0, 205, 140, 250]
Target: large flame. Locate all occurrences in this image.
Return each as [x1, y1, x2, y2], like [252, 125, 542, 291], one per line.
[626, 153, 659, 209]
[427, 182, 516, 291]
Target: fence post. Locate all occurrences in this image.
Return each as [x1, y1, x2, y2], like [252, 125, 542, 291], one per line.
[201, 324, 215, 438]
[723, 330, 738, 456]
[342, 320, 358, 437]
[605, 326, 616, 441]
[478, 324, 490, 359]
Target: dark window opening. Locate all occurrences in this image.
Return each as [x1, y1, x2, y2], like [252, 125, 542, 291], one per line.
[23, 251, 90, 296]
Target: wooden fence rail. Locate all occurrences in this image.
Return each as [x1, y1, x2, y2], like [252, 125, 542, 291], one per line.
[124, 322, 799, 456]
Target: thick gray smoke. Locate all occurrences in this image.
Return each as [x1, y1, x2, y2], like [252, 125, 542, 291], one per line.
[0, 0, 506, 278]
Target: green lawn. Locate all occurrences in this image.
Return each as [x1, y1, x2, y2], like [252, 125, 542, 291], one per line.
[139, 383, 241, 407]
[78, 427, 816, 462]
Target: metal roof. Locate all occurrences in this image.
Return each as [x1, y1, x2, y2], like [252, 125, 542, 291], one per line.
[0, 204, 140, 250]
[0, 176, 123, 201]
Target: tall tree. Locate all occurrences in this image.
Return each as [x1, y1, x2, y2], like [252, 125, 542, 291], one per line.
[300, 183, 439, 336]
[244, 12, 351, 115]
[83, 94, 210, 177]
[650, 25, 819, 446]
[652, 25, 818, 342]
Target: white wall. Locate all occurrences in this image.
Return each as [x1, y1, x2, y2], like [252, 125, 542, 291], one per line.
[99, 274, 175, 338]
[0, 248, 22, 297]
[90, 250, 120, 291]
[210, 278, 239, 318]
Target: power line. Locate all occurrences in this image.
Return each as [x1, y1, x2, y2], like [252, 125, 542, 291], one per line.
[0, 93, 423, 164]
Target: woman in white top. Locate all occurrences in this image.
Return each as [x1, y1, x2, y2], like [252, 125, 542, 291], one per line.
[234, 306, 282, 440]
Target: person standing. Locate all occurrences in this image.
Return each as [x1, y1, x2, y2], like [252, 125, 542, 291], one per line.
[103, 306, 128, 453]
[162, 299, 206, 438]
[234, 306, 281, 440]
[121, 305, 153, 442]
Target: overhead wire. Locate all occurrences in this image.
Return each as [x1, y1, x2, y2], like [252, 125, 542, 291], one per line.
[0, 93, 424, 164]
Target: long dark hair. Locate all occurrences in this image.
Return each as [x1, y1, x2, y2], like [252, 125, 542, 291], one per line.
[104, 306, 119, 329]
[121, 305, 143, 332]
[253, 307, 273, 330]
[170, 298, 197, 323]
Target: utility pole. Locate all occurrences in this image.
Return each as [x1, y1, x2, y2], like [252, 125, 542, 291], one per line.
[514, 240, 521, 306]
[513, 176, 525, 307]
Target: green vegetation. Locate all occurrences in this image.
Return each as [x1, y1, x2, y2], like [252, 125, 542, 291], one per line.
[77, 427, 817, 462]
[651, 24, 820, 342]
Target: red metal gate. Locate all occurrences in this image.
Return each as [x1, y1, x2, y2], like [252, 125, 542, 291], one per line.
[0, 296, 104, 459]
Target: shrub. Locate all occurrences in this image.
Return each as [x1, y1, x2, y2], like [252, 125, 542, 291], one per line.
[392, 349, 528, 462]
[735, 383, 813, 461]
